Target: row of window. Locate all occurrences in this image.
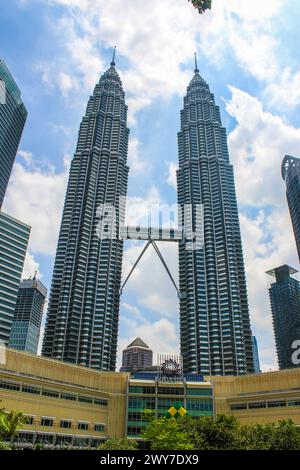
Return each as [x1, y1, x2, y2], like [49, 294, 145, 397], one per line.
[128, 386, 212, 397]
[15, 432, 103, 448]
[231, 400, 300, 411]
[25, 415, 104, 433]
[0, 380, 108, 407]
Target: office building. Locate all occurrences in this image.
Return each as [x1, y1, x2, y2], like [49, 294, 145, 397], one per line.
[120, 338, 153, 373]
[0, 349, 299, 447]
[252, 336, 261, 373]
[42, 50, 130, 370]
[0, 60, 27, 209]
[267, 265, 300, 370]
[0, 212, 31, 344]
[282, 155, 300, 261]
[9, 275, 47, 354]
[177, 56, 254, 375]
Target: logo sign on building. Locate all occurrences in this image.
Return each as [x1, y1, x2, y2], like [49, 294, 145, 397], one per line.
[166, 403, 187, 419]
[157, 354, 183, 381]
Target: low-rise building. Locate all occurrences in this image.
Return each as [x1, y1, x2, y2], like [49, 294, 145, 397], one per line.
[0, 349, 299, 448]
[0, 348, 129, 448]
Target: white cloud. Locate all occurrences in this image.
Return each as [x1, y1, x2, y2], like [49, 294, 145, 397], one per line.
[226, 86, 300, 207]
[22, 251, 41, 279]
[226, 86, 299, 370]
[17, 150, 33, 165]
[3, 154, 70, 255]
[128, 137, 146, 174]
[43, 0, 300, 117]
[166, 162, 177, 190]
[118, 304, 179, 369]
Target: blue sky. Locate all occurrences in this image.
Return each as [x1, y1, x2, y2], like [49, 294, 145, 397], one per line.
[1, 0, 300, 370]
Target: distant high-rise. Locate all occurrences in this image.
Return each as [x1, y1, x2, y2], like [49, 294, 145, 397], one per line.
[282, 155, 300, 261]
[177, 55, 254, 375]
[0, 212, 31, 344]
[252, 336, 261, 373]
[0, 60, 27, 209]
[42, 50, 130, 370]
[9, 275, 47, 354]
[120, 338, 153, 373]
[267, 265, 300, 370]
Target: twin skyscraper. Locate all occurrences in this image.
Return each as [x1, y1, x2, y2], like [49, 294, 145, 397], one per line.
[42, 51, 255, 375]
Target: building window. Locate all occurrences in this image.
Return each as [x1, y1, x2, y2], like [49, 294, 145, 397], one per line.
[61, 393, 76, 401]
[78, 422, 89, 431]
[127, 425, 143, 437]
[24, 415, 35, 425]
[78, 396, 93, 404]
[187, 388, 212, 396]
[267, 401, 286, 408]
[22, 385, 40, 395]
[158, 387, 185, 396]
[248, 402, 267, 409]
[60, 420, 72, 429]
[41, 417, 53, 427]
[186, 399, 213, 412]
[288, 400, 300, 407]
[94, 399, 108, 407]
[94, 424, 105, 432]
[0, 381, 20, 391]
[230, 404, 247, 411]
[42, 389, 59, 398]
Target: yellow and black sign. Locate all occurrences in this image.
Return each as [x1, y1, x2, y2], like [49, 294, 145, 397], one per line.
[165, 403, 187, 419]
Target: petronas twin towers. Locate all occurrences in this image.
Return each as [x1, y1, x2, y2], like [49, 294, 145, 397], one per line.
[42, 51, 254, 376]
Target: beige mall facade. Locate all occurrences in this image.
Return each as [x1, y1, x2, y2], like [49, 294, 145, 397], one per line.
[0, 349, 299, 447]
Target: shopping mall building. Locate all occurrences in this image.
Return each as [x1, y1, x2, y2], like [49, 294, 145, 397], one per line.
[0, 349, 299, 448]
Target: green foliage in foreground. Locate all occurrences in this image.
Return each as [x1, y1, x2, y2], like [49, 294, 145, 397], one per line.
[0, 408, 25, 449]
[142, 414, 300, 451]
[98, 438, 138, 450]
[188, 0, 212, 14]
[142, 416, 194, 450]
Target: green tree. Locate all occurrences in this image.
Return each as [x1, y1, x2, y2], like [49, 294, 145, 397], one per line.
[98, 438, 138, 450]
[240, 420, 300, 451]
[0, 409, 25, 445]
[272, 420, 300, 450]
[180, 414, 242, 450]
[188, 0, 212, 14]
[142, 416, 194, 450]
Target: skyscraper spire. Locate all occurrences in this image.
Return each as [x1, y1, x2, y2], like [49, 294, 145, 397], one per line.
[111, 45, 116, 66]
[194, 52, 199, 73]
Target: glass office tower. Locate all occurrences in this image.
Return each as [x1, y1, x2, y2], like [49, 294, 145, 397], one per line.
[0, 60, 27, 209]
[252, 336, 261, 373]
[9, 275, 47, 354]
[0, 212, 31, 344]
[42, 54, 129, 370]
[177, 60, 254, 375]
[267, 265, 300, 370]
[282, 155, 300, 261]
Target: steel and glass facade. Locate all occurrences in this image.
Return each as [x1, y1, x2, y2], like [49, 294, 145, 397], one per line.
[127, 372, 213, 438]
[282, 155, 300, 261]
[0, 212, 31, 344]
[42, 59, 129, 370]
[267, 265, 300, 370]
[0, 60, 27, 209]
[9, 277, 47, 354]
[177, 66, 254, 375]
[252, 336, 261, 373]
